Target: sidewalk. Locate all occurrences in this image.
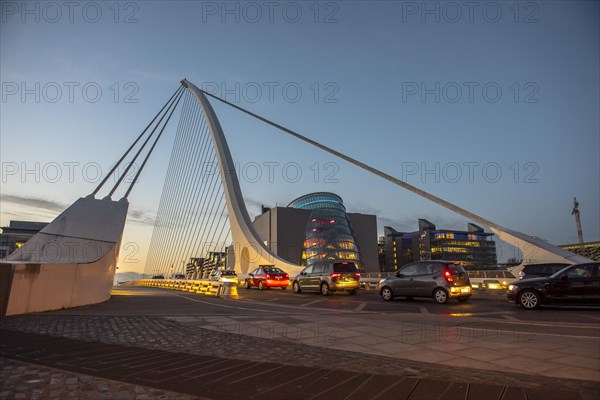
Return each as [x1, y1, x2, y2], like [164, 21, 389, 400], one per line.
[0, 286, 597, 399]
[172, 310, 600, 381]
[0, 328, 586, 400]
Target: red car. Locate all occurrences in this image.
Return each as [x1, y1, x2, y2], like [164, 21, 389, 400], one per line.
[246, 266, 289, 290]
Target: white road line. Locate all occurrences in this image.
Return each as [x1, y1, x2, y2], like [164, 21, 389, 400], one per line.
[164, 291, 288, 314]
[354, 302, 367, 312]
[300, 300, 322, 307]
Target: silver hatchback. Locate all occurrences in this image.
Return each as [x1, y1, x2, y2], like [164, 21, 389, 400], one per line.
[378, 261, 472, 304]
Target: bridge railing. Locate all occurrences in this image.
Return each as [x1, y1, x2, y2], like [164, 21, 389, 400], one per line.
[122, 279, 238, 299]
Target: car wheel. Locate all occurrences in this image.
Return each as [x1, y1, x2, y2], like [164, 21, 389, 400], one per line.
[380, 286, 393, 301]
[258, 280, 264, 290]
[457, 296, 470, 302]
[518, 290, 540, 309]
[433, 288, 448, 304]
[292, 281, 301, 293]
[245, 279, 251, 289]
[348, 289, 358, 295]
[320, 282, 330, 296]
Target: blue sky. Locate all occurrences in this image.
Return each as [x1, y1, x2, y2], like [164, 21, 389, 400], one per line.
[1, 1, 598, 272]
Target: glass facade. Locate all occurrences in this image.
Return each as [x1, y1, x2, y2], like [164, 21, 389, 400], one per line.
[384, 221, 498, 271]
[288, 193, 362, 269]
[428, 230, 497, 269]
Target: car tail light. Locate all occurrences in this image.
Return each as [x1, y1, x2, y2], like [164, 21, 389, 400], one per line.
[331, 273, 342, 278]
[355, 272, 361, 277]
[443, 270, 454, 283]
[284, 274, 289, 279]
[266, 274, 271, 279]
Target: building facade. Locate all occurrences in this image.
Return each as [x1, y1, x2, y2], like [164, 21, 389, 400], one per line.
[252, 193, 379, 273]
[559, 242, 600, 262]
[0, 220, 49, 259]
[384, 219, 497, 271]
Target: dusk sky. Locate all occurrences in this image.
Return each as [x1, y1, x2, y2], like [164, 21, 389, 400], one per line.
[1, 1, 598, 273]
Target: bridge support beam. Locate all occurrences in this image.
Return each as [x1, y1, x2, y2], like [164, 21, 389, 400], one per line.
[1, 195, 128, 316]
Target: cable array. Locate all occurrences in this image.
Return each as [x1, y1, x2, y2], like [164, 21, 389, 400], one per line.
[144, 90, 232, 278]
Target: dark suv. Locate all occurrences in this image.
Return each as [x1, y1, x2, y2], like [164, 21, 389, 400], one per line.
[508, 262, 600, 309]
[378, 261, 472, 304]
[518, 263, 569, 280]
[292, 262, 360, 295]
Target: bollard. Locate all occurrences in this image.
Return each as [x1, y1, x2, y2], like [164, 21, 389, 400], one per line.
[219, 281, 239, 299]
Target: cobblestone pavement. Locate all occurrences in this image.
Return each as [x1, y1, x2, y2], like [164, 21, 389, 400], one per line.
[1, 315, 598, 399]
[0, 357, 202, 400]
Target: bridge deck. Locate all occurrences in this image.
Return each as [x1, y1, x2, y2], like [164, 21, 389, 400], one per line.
[1, 286, 596, 400]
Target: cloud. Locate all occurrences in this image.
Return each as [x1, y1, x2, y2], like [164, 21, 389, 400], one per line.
[127, 209, 155, 226]
[1, 193, 156, 226]
[1, 194, 67, 213]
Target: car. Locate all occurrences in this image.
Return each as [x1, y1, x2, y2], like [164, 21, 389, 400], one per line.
[246, 266, 289, 290]
[507, 262, 600, 309]
[518, 263, 570, 280]
[151, 275, 165, 279]
[378, 261, 472, 304]
[292, 261, 360, 295]
[170, 273, 186, 280]
[209, 269, 239, 284]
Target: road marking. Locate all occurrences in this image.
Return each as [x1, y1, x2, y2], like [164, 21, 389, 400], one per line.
[164, 291, 288, 314]
[300, 300, 322, 307]
[354, 302, 367, 312]
[419, 306, 430, 314]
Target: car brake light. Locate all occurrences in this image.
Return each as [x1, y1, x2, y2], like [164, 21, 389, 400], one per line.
[444, 270, 454, 283]
[331, 273, 342, 278]
[285, 274, 289, 278]
[355, 272, 361, 277]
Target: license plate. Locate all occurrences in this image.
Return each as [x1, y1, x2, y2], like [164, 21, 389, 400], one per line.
[460, 288, 470, 293]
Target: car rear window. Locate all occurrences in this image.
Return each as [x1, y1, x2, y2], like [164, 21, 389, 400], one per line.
[333, 262, 358, 273]
[446, 264, 466, 273]
[264, 268, 284, 274]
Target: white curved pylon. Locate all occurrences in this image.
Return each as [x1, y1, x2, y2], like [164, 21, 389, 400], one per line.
[182, 79, 591, 277]
[182, 80, 305, 277]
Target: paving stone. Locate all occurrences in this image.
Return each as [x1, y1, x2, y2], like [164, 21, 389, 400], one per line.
[501, 387, 527, 400]
[438, 382, 469, 400]
[0, 313, 595, 400]
[468, 383, 505, 400]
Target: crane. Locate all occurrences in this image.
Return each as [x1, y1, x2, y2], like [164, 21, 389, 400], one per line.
[571, 197, 584, 252]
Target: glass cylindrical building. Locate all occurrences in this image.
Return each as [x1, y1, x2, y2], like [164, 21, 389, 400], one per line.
[288, 192, 362, 269]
